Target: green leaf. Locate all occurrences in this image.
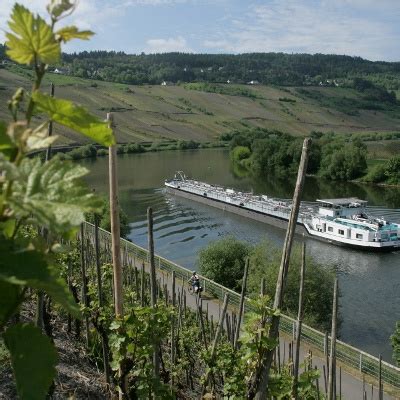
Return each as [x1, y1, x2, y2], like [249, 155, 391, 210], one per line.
[47, 0, 75, 19]
[3, 323, 57, 400]
[8, 157, 102, 235]
[5, 4, 60, 65]
[56, 26, 94, 42]
[0, 239, 80, 317]
[0, 121, 17, 160]
[32, 91, 115, 146]
[0, 281, 20, 326]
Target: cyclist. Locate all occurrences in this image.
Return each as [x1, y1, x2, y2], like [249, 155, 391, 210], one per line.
[189, 270, 201, 293]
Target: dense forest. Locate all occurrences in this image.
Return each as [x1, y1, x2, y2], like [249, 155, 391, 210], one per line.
[2, 44, 400, 88]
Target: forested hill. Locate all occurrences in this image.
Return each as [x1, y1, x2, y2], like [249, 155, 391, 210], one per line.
[1, 44, 400, 88]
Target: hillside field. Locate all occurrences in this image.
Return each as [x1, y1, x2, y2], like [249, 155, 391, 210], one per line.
[1, 68, 400, 144]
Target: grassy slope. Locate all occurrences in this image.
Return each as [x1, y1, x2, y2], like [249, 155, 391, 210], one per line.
[1, 67, 400, 145]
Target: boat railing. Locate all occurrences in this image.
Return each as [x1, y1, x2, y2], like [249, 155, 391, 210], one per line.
[83, 221, 400, 392]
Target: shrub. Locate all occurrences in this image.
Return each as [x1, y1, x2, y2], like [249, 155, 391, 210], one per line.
[198, 236, 250, 291]
[97, 148, 108, 156]
[247, 241, 336, 331]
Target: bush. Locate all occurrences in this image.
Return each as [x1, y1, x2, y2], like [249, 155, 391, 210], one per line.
[97, 148, 108, 156]
[363, 163, 386, 183]
[86, 198, 130, 238]
[230, 146, 251, 164]
[67, 144, 98, 160]
[126, 143, 146, 154]
[177, 140, 200, 150]
[247, 241, 336, 330]
[391, 322, 400, 366]
[198, 236, 250, 291]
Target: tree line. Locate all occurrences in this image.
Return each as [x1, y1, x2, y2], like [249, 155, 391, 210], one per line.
[2, 44, 400, 88]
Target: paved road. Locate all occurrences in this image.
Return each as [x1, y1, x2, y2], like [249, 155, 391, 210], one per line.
[135, 259, 394, 400]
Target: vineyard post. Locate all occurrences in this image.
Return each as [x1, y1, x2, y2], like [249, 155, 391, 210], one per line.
[108, 112, 124, 318]
[147, 207, 160, 381]
[292, 242, 306, 399]
[201, 293, 229, 397]
[36, 82, 55, 331]
[254, 138, 311, 400]
[141, 262, 145, 306]
[94, 214, 111, 384]
[234, 257, 249, 350]
[379, 354, 382, 400]
[171, 270, 176, 388]
[80, 223, 90, 348]
[328, 278, 338, 400]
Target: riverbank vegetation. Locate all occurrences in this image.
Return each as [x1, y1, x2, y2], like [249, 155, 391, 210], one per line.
[198, 237, 335, 331]
[391, 322, 400, 366]
[228, 127, 400, 185]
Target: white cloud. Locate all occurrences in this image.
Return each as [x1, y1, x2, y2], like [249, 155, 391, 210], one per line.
[145, 36, 193, 53]
[202, 0, 400, 61]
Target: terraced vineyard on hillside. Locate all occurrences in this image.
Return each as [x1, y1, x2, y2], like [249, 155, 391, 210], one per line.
[1, 68, 400, 144]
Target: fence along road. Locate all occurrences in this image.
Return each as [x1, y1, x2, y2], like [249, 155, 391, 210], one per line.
[83, 221, 400, 398]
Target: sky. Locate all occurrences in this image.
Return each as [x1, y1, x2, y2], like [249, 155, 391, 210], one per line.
[1, 0, 400, 61]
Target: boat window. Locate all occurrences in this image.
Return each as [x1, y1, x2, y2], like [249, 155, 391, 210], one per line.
[327, 226, 333, 232]
[356, 233, 363, 239]
[338, 229, 345, 235]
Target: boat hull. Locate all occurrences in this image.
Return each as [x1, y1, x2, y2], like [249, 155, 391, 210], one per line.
[166, 185, 400, 252]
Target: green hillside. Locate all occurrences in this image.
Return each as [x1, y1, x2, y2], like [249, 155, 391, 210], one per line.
[1, 68, 400, 144]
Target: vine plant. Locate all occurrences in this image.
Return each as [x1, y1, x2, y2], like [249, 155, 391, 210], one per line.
[0, 1, 114, 398]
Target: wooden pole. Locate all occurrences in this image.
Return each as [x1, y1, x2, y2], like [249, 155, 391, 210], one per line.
[171, 271, 176, 388]
[201, 294, 229, 397]
[36, 82, 55, 331]
[94, 214, 111, 384]
[234, 258, 249, 350]
[80, 223, 90, 348]
[292, 242, 306, 399]
[147, 207, 160, 382]
[141, 262, 145, 306]
[108, 112, 123, 318]
[378, 354, 382, 400]
[45, 83, 55, 162]
[253, 138, 311, 400]
[328, 278, 338, 400]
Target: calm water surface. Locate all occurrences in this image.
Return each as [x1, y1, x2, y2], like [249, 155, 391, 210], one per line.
[81, 148, 400, 361]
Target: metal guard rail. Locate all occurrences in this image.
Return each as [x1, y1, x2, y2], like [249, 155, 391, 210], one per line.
[83, 221, 400, 390]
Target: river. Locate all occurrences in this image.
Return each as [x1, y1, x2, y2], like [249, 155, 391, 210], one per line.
[81, 148, 400, 362]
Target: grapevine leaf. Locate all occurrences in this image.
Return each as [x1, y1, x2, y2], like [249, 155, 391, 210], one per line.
[5, 4, 60, 65]
[0, 121, 17, 160]
[32, 91, 115, 146]
[3, 323, 57, 400]
[0, 281, 20, 326]
[56, 26, 94, 42]
[8, 157, 102, 236]
[0, 239, 80, 316]
[26, 123, 59, 150]
[47, 0, 75, 19]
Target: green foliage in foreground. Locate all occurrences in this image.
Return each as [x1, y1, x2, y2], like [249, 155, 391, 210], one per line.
[198, 237, 335, 331]
[0, 2, 115, 398]
[391, 322, 400, 367]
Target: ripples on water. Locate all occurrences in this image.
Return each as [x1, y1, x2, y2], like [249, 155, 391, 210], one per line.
[82, 150, 400, 362]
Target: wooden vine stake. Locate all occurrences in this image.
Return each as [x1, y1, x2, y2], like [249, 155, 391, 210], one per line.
[94, 214, 111, 384]
[234, 257, 249, 350]
[328, 278, 338, 400]
[108, 112, 124, 318]
[147, 207, 160, 382]
[292, 241, 306, 399]
[201, 293, 229, 397]
[253, 138, 311, 400]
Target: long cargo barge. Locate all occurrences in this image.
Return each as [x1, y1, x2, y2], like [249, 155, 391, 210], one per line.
[165, 171, 400, 252]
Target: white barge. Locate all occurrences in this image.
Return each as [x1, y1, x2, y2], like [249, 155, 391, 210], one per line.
[165, 171, 400, 251]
